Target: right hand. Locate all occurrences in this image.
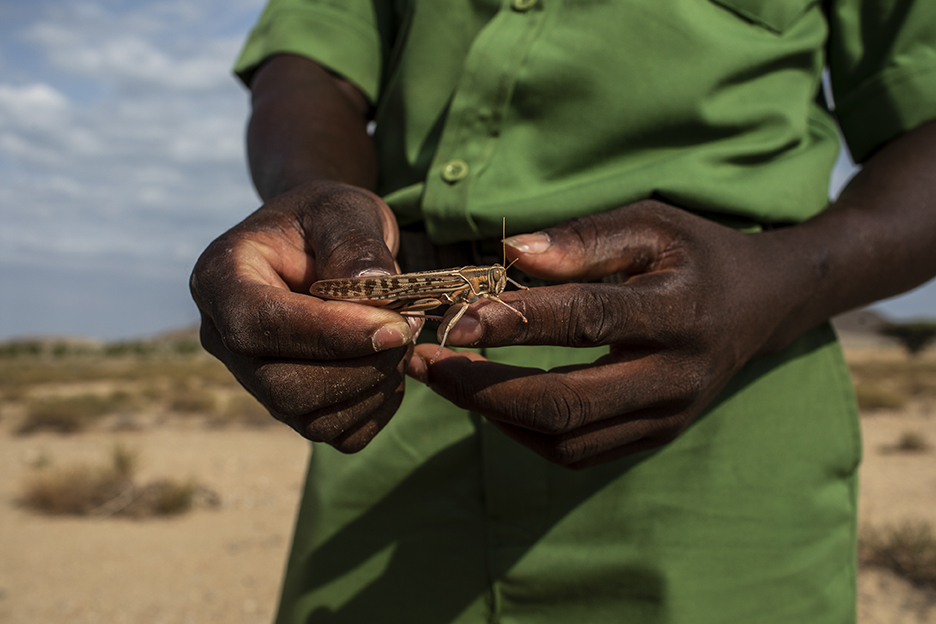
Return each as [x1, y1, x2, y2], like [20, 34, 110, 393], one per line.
[190, 181, 420, 451]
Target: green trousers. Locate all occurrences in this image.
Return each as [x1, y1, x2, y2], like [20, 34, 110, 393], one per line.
[275, 324, 860, 623]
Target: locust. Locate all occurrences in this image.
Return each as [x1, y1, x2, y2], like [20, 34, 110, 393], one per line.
[310, 256, 529, 363]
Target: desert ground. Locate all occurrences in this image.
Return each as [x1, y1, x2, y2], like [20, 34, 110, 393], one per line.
[1, 331, 934, 623]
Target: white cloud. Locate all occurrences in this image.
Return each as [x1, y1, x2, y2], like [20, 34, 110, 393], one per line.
[0, 0, 264, 338]
[23, 2, 244, 93]
[28, 23, 237, 92]
[0, 82, 70, 125]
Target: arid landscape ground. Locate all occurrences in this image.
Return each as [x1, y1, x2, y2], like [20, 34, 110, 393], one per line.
[1, 323, 934, 623]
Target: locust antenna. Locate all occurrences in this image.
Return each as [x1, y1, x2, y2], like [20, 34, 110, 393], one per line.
[502, 217, 521, 269]
[501, 217, 528, 289]
[502, 217, 507, 267]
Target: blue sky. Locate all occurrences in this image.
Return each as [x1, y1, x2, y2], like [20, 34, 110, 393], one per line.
[0, 0, 265, 340]
[0, 0, 934, 340]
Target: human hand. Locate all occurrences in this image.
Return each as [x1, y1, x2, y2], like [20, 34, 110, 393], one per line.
[409, 200, 796, 468]
[190, 181, 421, 451]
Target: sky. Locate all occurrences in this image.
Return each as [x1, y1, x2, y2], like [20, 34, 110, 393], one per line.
[0, 0, 934, 341]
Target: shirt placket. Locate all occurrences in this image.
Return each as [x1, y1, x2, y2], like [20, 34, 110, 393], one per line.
[421, 0, 549, 244]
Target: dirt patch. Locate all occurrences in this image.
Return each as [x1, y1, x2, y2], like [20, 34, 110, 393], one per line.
[1, 342, 935, 622]
[0, 424, 310, 624]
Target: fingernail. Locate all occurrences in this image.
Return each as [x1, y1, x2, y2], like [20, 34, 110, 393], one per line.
[444, 315, 482, 345]
[356, 269, 391, 278]
[504, 232, 551, 254]
[371, 322, 411, 351]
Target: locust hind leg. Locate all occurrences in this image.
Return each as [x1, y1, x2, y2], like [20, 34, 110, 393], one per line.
[432, 302, 469, 364]
[483, 295, 528, 323]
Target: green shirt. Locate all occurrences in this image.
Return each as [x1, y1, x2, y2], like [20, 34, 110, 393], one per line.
[237, 0, 936, 243]
[232, 2, 936, 623]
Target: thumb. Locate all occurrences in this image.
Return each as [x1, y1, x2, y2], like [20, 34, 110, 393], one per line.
[301, 183, 400, 280]
[504, 202, 672, 282]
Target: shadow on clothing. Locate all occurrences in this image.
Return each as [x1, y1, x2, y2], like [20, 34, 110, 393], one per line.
[291, 437, 660, 623]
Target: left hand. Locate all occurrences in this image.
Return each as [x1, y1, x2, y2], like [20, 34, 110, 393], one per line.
[408, 200, 800, 468]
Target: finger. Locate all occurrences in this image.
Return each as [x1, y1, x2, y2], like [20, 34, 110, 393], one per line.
[200, 312, 407, 398]
[414, 347, 698, 468]
[198, 277, 414, 359]
[503, 201, 678, 283]
[298, 183, 400, 280]
[421, 351, 700, 434]
[489, 413, 687, 469]
[407, 343, 481, 383]
[202, 313, 409, 438]
[298, 376, 407, 453]
[442, 280, 685, 349]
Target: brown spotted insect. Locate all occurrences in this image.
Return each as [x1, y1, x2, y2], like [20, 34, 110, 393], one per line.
[310, 263, 529, 362]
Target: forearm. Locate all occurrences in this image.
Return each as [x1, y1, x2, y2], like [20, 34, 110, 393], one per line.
[246, 54, 377, 200]
[759, 119, 936, 353]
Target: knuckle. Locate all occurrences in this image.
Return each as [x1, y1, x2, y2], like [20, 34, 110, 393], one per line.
[302, 415, 353, 443]
[220, 323, 260, 356]
[217, 292, 306, 358]
[679, 368, 706, 401]
[299, 380, 403, 449]
[541, 437, 586, 468]
[525, 379, 588, 434]
[330, 435, 371, 453]
[557, 215, 600, 251]
[255, 365, 315, 419]
[216, 302, 265, 356]
[565, 289, 621, 346]
[662, 359, 710, 406]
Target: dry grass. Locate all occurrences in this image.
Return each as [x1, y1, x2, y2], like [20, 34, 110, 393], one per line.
[879, 431, 931, 455]
[169, 386, 218, 414]
[848, 356, 936, 414]
[18, 391, 137, 434]
[860, 521, 936, 589]
[850, 359, 936, 400]
[20, 444, 219, 518]
[895, 431, 930, 453]
[0, 336, 274, 433]
[854, 384, 907, 412]
[22, 444, 136, 515]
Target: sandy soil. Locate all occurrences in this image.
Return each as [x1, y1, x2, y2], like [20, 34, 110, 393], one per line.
[0, 424, 310, 624]
[2, 354, 935, 623]
[858, 407, 936, 623]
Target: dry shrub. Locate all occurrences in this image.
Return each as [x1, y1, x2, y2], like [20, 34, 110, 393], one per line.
[22, 445, 137, 515]
[860, 521, 936, 589]
[17, 391, 136, 434]
[119, 479, 220, 517]
[854, 383, 906, 412]
[895, 431, 929, 453]
[20, 445, 218, 518]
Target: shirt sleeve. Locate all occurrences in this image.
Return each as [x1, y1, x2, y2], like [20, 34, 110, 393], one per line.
[827, 0, 936, 162]
[233, 0, 390, 104]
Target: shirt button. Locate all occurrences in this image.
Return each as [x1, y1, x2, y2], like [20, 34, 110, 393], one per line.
[512, 0, 538, 11]
[441, 159, 470, 183]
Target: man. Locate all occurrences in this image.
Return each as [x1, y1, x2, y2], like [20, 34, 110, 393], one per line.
[191, 2, 936, 622]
